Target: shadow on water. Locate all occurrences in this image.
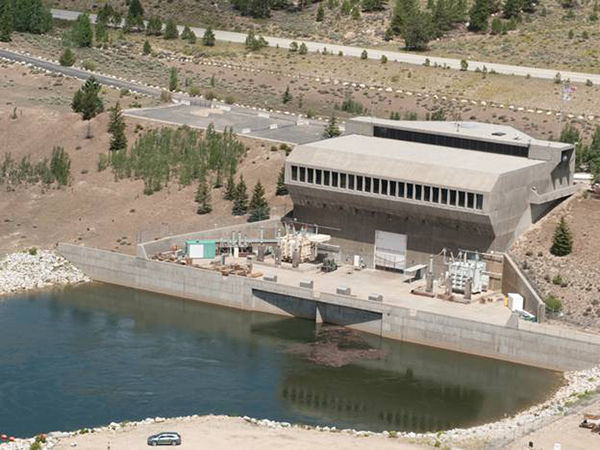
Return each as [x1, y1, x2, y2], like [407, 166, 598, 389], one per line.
[0, 283, 563, 437]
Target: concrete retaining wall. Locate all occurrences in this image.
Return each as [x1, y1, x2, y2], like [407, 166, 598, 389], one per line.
[59, 243, 600, 371]
[502, 253, 546, 321]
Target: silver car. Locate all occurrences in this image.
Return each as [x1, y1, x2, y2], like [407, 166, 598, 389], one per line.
[147, 432, 182, 446]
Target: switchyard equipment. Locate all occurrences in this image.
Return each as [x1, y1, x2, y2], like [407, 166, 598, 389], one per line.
[444, 250, 489, 294]
[185, 240, 217, 260]
[280, 232, 331, 263]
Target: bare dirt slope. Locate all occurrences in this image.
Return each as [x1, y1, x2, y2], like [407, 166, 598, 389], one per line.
[510, 191, 600, 330]
[0, 63, 290, 257]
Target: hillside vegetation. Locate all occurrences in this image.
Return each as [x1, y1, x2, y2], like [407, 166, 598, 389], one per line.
[46, 0, 600, 72]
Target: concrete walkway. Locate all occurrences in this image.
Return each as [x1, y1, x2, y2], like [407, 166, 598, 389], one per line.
[52, 8, 600, 84]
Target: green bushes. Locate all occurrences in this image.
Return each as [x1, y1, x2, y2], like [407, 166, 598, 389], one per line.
[340, 97, 365, 114]
[550, 217, 573, 256]
[107, 125, 246, 195]
[50, 147, 71, 186]
[544, 295, 563, 313]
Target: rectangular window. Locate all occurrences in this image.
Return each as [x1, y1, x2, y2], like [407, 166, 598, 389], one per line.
[467, 192, 475, 209]
[340, 173, 347, 189]
[406, 183, 413, 199]
[398, 182, 405, 198]
[415, 184, 422, 201]
[389, 181, 396, 196]
[432, 187, 439, 203]
[332, 172, 339, 188]
[307, 168, 314, 184]
[441, 188, 448, 204]
[373, 178, 380, 194]
[423, 186, 431, 202]
[348, 174, 355, 190]
[324, 170, 330, 186]
[365, 177, 372, 193]
[299, 167, 306, 182]
[450, 190, 457, 206]
[476, 194, 484, 210]
[291, 165, 298, 181]
[458, 191, 466, 207]
[356, 176, 363, 191]
[381, 179, 388, 196]
[316, 169, 322, 185]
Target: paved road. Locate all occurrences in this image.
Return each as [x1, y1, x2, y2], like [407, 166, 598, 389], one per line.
[52, 8, 600, 84]
[0, 47, 162, 97]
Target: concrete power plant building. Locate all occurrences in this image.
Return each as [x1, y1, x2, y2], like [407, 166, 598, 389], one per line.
[284, 117, 576, 269]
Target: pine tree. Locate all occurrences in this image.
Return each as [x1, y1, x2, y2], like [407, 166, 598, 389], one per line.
[169, 67, 178, 91]
[276, 166, 288, 196]
[143, 39, 152, 55]
[164, 18, 179, 39]
[59, 47, 76, 67]
[360, 49, 368, 59]
[72, 13, 93, 47]
[0, 0, 13, 43]
[146, 16, 162, 36]
[203, 27, 216, 46]
[503, 0, 523, 19]
[316, 4, 325, 21]
[95, 20, 108, 44]
[362, 0, 387, 11]
[232, 176, 248, 215]
[402, 10, 433, 50]
[188, 30, 197, 44]
[323, 115, 341, 138]
[248, 181, 270, 222]
[181, 25, 192, 40]
[72, 76, 104, 121]
[390, 0, 419, 34]
[195, 179, 212, 214]
[108, 102, 127, 151]
[298, 42, 308, 54]
[550, 217, 573, 257]
[468, 0, 490, 32]
[128, 0, 145, 19]
[224, 173, 236, 200]
[282, 86, 292, 104]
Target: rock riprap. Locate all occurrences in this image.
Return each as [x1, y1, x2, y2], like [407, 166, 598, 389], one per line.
[0, 250, 89, 295]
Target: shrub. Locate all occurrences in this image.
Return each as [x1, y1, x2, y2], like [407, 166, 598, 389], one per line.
[50, 146, 71, 186]
[82, 60, 96, 71]
[188, 85, 201, 97]
[30, 442, 42, 450]
[380, 54, 388, 64]
[289, 41, 298, 52]
[340, 97, 365, 114]
[28, 247, 38, 256]
[360, 49, 368, 59]
[97, 153, 109, 172]
[298, 43, 308, 55]
[205, 91, 216, 101]
[544, 295, 563, 312]
[552, 275, 563, 285]
[160, 90, 173, 103]
[59, 48, 76, 67]
[225, 95, 235, 105]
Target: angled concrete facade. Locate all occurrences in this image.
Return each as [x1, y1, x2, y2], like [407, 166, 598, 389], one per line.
[285, 118, 576, 268]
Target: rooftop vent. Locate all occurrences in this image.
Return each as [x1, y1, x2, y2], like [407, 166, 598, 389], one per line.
[491, 132, 506, 136]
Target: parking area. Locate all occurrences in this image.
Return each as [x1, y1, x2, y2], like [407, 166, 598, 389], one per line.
[125, 104, 327, 145]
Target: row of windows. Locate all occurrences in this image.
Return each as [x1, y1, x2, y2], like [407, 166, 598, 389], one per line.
[373, 126, 530, 158]
[290, 165, 484, 210]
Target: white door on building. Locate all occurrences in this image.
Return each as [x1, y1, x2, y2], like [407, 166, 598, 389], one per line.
[374, 231, 407, 271]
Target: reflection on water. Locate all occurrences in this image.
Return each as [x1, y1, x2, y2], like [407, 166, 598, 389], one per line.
[0, 283, 562, 437]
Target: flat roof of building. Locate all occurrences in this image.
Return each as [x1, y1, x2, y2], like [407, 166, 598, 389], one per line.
[349, 117, 572, 151]
[287, 135, 544, 191]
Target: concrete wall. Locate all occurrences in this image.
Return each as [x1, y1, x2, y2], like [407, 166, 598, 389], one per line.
[502, 253, 546, 322]
[59, 243, 600, 371]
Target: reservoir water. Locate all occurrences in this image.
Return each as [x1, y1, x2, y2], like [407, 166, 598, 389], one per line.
[0, 283, 562, 438]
